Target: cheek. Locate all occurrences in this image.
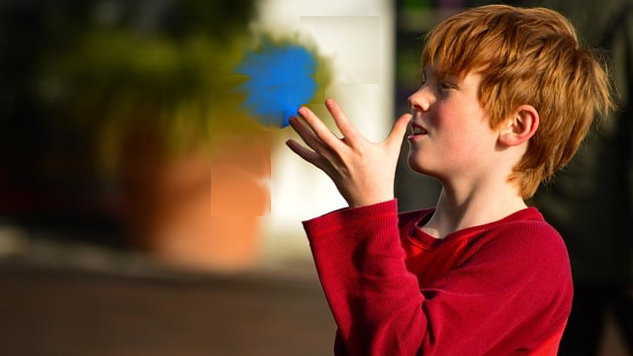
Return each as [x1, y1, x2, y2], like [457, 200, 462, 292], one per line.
[435, 111, 472, 146]
[439, 106, 490, 142]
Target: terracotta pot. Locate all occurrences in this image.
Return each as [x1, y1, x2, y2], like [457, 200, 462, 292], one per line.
[119, 128, 271, 272]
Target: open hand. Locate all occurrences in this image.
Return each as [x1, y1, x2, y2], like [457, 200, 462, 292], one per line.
[286, 99, 411, 208]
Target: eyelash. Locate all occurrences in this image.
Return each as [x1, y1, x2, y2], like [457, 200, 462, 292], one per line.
[439, 82, 453, 90]
[419, 76, 454, 91]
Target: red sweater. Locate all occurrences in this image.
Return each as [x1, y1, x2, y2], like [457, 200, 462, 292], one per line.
[303, 200, 572, 356]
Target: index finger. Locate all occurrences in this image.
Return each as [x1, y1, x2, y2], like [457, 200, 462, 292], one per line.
[297, 105, 348, 152]
[324, 99, 361, 144]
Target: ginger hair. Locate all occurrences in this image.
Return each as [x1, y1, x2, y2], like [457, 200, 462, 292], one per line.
[421, 5, 614, 198]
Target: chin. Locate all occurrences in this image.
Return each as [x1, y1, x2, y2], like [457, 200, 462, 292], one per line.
[407, 156, 430, 175]
[407, 153, 444, 180]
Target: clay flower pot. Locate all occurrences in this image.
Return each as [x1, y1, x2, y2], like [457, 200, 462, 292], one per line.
[120, 128, 271, 272]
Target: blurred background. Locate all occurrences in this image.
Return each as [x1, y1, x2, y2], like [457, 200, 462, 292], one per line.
[0, 0, 630, 355]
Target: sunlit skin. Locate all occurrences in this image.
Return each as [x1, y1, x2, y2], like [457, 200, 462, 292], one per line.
[407, 65, 539, 238]
[286, 64, 539, 240]
[407, 66, 498, 183]
[286, 99, 410, 208]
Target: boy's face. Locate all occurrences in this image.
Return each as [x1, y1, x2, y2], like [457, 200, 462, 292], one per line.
[407, 65, 501, 183]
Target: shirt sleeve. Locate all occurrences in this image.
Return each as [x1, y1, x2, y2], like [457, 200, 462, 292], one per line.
[302, 200, 572, 356]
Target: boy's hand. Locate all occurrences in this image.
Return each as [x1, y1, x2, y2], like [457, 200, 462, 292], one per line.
[286, 99, 411, 208]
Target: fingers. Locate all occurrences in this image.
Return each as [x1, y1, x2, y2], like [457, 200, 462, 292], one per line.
[286, 137, 338, 180]
[386, 113, 412, 150]
[287, 115, 330, 156]
[292, 100, 410, 155]
[285, 138, 323, 167]
[297, 105, 348, 152]
[324, 99, 360, 144]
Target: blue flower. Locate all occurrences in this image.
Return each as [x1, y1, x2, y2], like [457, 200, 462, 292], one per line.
[236, 40, 318, 127]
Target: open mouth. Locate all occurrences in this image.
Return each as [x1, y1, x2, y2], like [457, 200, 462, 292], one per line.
[410, 123, 428, 135]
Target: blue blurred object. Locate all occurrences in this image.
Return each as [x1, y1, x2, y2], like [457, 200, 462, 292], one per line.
[236, 40, 318, 128]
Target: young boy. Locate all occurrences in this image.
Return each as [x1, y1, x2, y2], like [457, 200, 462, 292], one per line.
[286, 4, 613, 356]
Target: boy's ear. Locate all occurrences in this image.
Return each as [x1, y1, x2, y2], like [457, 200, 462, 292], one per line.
[498, 105, 539, 147]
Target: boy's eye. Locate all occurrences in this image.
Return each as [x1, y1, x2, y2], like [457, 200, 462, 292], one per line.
[439, 81, 454, 90]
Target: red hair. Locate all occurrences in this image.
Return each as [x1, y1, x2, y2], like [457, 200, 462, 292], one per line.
[422, 5, 614, 197]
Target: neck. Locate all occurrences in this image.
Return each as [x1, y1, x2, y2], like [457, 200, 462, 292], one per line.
[422, 179, 527, 239]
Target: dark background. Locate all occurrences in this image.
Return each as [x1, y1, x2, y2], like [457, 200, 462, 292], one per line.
[0, 0, 630, 355]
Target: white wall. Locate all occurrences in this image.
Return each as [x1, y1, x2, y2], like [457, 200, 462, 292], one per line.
[255, 0, 396, 262]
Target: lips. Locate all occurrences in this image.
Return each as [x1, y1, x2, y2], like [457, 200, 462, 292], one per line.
[410, 122, 428, 135]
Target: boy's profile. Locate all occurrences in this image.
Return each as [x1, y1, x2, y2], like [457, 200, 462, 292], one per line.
[286, 4, 613, 356]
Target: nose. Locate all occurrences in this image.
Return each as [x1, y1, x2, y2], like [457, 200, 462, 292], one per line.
[408, 86, 432, 113]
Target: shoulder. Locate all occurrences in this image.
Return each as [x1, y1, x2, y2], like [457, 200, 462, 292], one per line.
[475, 208, 572, 292]
[452, 207, 572, 289]
[489, 207, 567, 255]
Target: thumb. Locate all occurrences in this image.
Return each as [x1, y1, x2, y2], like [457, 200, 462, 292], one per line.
[386, 113, 412, 149]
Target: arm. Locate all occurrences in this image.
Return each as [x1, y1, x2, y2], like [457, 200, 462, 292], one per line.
[304, 200, 425, 356]
[304, 201, 572, 356]
[287, 100, 571, 355]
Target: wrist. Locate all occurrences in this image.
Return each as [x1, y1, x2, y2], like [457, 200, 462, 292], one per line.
[347, 194, 395, 208]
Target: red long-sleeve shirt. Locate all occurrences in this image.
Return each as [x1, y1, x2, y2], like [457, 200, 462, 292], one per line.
[303, 199, 572, 356]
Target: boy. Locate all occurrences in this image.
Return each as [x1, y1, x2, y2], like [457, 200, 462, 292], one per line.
[285, 4, 613, 356]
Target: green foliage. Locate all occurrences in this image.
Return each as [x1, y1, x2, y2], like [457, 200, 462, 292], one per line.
[42, 29, 256, 173]
[36, 0, 333, 177]
[53, 31, 247, 129]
